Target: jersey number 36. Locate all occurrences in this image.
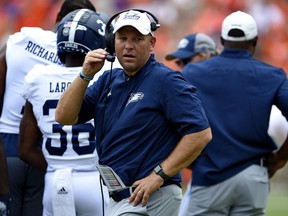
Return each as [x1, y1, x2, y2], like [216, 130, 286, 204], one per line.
[43, 99, 96, 156]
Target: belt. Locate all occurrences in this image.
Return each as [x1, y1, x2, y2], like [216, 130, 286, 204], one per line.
[255, 158, 268, 167]
[110, 187, 135, 202]
[110, 180, 180, 202]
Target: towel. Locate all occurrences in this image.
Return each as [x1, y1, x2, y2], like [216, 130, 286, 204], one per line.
[52, 168, 76, 216]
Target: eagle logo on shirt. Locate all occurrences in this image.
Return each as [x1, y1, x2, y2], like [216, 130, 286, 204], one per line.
[126, 92, 144, 106]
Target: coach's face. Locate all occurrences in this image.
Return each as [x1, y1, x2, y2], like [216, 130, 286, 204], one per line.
[115, 26, 156, 76]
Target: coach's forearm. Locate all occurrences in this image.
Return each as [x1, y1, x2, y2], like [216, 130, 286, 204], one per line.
[55, 75, 89, 125]
[160, 127, 212, 177]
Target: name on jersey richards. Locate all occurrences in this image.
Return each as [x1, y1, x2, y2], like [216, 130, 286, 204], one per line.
[25, 41, 62, 65]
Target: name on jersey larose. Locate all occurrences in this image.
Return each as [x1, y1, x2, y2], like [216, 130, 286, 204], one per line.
[49, 82, 71, 93]
[25, 40, 62, 65]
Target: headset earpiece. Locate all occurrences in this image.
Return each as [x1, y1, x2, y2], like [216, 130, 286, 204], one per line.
[105, 23, 116, 62]
[150, 22, 158, 32]
[104, 8, 160, 62]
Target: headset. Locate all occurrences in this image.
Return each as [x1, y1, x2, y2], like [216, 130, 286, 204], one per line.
[105, 9, 160, 62]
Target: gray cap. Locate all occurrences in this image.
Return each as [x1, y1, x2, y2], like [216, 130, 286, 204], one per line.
[166, 33, 217, 60]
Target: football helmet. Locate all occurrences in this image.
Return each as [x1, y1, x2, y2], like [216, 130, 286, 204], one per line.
[57, 9, 107, 63]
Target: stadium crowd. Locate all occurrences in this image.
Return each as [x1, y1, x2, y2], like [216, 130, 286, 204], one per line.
[1, 0, 288, 73]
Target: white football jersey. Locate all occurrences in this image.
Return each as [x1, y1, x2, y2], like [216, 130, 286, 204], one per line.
[0, 27, 61, 133]
[22, 64, 100, 171]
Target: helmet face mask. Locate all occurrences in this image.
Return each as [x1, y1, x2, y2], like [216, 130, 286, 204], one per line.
[57, 9, 107, 64]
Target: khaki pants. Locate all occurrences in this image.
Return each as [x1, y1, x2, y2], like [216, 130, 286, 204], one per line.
[107, 184, 182, 216]
[184, 165, 269, 216]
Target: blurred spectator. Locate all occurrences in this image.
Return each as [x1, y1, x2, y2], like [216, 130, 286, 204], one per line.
[247, 0, 285, 35]
[165, 33, 219, 70]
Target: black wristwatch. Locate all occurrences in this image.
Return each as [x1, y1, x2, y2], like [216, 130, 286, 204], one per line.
[154, 165, 170, 181]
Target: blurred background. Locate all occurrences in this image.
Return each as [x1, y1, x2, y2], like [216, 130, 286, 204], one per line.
[0, 0, 287, 214]
[1, 0, 288, 73]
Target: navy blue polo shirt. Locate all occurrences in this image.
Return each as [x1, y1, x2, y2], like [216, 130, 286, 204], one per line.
[182, 48, 288, 186]
[78, 55, 210, 186]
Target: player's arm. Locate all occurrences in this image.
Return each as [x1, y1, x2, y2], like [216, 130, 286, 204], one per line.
[0, 137, 11, 208]
[0, 43, 12, 213]
[0, 44, 7, 101]
[55, 49, 106, 125]
[129, 127, 212, 207]
[0, 138, 9, 195]
[19, 101, 47, 171]
[0, 44, 9, 194]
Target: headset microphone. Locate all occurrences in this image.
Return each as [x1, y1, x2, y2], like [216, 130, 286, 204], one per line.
[105, 54, 115, 62]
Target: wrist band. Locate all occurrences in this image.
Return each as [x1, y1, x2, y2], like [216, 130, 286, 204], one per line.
[79, 71, 94, 81]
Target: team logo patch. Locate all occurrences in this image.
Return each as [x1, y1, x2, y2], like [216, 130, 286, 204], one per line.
[123, 12, 140, 20]
[64, 42, 78, 49]
[178, 38, 189, 49]
[76, 25, 87, 31]
[57, 186, 68, 194]
[126, 92, 144, 106]
[62, 27, 70, 36]
[63, 21, 72, 28]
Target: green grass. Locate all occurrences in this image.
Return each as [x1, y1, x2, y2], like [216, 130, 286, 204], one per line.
[266, 190, 288, 216]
